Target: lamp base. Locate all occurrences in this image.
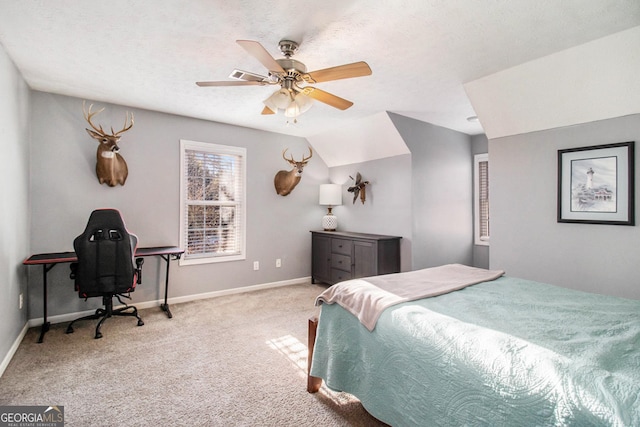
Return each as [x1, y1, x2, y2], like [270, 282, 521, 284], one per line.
[322, 214, 337, 231]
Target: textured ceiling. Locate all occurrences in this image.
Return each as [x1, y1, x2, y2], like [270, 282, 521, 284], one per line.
[0, 0, 639, 139]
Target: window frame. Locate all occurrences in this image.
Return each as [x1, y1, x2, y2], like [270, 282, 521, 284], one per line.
[474, 153, 490, 246]
[179, 139, 246, 266]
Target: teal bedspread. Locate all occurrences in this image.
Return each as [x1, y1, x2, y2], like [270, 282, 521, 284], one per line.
[310, 276, 640, 426]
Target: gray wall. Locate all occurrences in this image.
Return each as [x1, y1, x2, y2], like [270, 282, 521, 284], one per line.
[324, 115, 477, 274]
[328, 154, 413, 272]
[0, 45, 30, 368]
[27, 92, 326, 319]
[3, 84, 480, 368]
[490, 114, 640, 300]
[471, 133, 490, 269]
[389, 113, 474, 269]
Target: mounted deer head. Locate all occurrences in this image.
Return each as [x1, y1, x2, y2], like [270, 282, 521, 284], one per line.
[83, 101, 134, 187]
[274, 147, 313, 196]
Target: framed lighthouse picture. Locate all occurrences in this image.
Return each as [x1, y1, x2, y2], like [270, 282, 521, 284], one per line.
[558, 141, 635, 225]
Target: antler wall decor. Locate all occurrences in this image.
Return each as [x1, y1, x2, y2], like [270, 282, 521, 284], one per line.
[82, 101, 134, 187]
[274, 147, 313, 196]
[347, 172, 370, 204]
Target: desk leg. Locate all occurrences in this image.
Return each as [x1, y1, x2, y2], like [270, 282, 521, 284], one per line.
[159, 254, 173, 319]
[37, 264, 55, 343]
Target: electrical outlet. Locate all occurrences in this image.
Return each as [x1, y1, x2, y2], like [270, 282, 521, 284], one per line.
[276, 259, 281, 268]
[253, 261, 259, 271]
[19, 293, 23, 310]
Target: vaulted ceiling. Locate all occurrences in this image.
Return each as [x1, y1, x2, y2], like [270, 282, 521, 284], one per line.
[0, 1, 638, 154]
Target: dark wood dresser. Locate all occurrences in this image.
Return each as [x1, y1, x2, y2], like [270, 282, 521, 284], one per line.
[311, 231, 402, 285]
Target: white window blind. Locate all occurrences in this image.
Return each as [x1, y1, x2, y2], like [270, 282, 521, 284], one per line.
[180, 140, 246, 265]
[474, 154, 490, 245]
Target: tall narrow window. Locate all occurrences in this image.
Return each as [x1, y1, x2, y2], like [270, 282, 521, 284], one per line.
[180, 140, 246, 265]
[474, 153, 490, 245]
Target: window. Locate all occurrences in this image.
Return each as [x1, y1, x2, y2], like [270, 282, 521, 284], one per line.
[474, 153, 490, 246]
[180, 140, 246, 265]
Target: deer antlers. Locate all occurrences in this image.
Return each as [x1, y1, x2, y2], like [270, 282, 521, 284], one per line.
[282, 146, 313, 165]
[83, 101, 134, 137]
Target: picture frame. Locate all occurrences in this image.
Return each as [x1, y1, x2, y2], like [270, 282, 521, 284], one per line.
[557, 141, 635, 225]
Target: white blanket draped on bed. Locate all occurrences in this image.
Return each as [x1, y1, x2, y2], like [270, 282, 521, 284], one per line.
[315, 263, 505, 331]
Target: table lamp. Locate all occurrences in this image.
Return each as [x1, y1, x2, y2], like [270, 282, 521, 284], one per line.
[319, 184, 342, 231]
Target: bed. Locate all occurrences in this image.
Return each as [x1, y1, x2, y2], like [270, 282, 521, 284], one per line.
[307, 264, 640, 426]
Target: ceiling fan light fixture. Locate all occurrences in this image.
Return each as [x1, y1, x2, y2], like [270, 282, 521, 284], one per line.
[265, 88, 293, 110]
[284, 93, 313, 118]
[285, 98, 300, 118]
[294, 93, 313, 114]
[284, 101, 300, 118]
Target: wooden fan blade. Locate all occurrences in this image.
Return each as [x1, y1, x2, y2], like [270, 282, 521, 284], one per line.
[300, 87, 353, 110]
[236, 40, 285, 75]
[196, 81, 265, 87]
[303, 61, 372, 83]
[261, 106, 276, 115]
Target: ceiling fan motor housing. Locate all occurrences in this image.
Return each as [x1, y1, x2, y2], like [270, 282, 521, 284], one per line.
[275, 58, 307, 84]
[278, 40, 299, 57]
[277, 40, 306, 88]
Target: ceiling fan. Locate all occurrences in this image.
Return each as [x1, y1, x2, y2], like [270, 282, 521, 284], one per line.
[196, 39, 372, 119]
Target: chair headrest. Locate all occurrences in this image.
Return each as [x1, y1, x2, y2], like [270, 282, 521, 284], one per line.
[84, 209, 127, 231]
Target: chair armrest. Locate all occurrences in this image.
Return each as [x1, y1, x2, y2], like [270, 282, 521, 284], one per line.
[135, 257, 144, 284]
[69, 262, 78, 280]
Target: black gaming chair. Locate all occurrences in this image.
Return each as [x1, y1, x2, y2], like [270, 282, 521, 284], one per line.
[67, 209, 144, 339]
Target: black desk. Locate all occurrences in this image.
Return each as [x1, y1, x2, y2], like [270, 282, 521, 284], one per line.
[23, 246, 184, 343]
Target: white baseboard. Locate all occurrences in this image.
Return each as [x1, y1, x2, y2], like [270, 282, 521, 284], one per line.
[163, 276, 311, 305]
[27, 276, 311, 328]
[0, 322, 29, 378]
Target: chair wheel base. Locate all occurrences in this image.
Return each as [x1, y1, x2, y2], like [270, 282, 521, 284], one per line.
[65, 296, 143, 339]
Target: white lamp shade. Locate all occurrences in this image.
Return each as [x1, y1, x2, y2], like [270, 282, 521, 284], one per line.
[264, 88, 293, 111]
[285, 93, 314, 118]
[284, 100, 299, 118]
[320, 184, 341, 231]
[319, 184, 342, 206]
[296, 93, 313, 113]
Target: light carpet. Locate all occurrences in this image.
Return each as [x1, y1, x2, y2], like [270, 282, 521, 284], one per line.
[0, 283, 388, 426]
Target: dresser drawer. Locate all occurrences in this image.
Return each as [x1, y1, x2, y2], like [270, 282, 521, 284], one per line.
[331, 268, 352, 283]
[331, 238, 352, 255]
[331, 253, 351, 272]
